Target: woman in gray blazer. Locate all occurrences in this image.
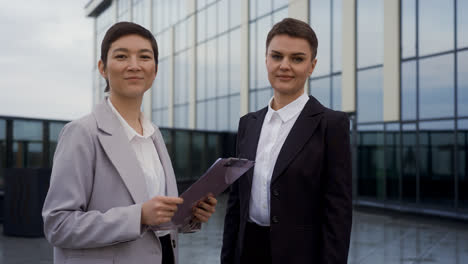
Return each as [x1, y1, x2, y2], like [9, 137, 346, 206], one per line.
[42, 22, 217, 264]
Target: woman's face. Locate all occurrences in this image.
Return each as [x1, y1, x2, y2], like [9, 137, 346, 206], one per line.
[266, 34, 316, 98]
[99, 34, 157, 99]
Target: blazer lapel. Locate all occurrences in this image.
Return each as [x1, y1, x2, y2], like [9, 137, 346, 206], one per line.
[243, 107, 267, 187]
[270, 96, 324, 184]
[93, 100, 149, 205]
[151, 128, 178, 197]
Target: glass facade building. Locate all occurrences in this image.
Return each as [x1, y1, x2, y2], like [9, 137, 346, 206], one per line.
[82, 0, 468, 219]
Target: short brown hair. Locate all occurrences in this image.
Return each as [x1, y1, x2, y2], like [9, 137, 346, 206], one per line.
[266, 18, 318, 60]
[100, 22, 159, 92]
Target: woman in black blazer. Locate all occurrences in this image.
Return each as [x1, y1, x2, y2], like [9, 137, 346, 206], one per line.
[221, 18, 352, 264]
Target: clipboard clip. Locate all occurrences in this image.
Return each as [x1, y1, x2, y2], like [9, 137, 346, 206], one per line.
[224, 157, 250, 167]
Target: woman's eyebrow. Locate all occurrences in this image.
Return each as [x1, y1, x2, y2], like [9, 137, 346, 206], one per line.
[139, 49, 154, 54]
[112, 48, 129, 53]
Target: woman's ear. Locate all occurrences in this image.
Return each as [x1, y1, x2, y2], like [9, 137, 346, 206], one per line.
[309, 58, 317, 76]
[98, 60, 107, 78]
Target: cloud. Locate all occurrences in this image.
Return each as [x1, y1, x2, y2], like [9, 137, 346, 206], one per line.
[0, 0, 93, 120]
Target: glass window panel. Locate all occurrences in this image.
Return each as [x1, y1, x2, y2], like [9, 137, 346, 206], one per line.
[250, 0, 257, 20]
[174, 105, 188, 128]
[49, 122, 66, 166]
[402, 123, 417, 203]
[332, 0, 342, 72]
[257, 0, 272, 17]
[401, 0, 416, 58]
[230, 95, 241, 131]
[419, 120, 455, 206]
[458, 119, 468, 208]
[197, 102, 206, 130]
[419, 0, 454, 56]
[458, 0, 468, 48]
[272, 7, 288, 24]
[217, 98, 229, 131]
[310, 0, 331, 77]
[197, 0, 206, 10]
[175, 21, 187, 52]
[249, 23, 257, 89]
[153, 0, 162, 33]
[256, 89, 272, 109]
[230, 0, 241, 28]
[218, 0, 229, 34]
[132, 0, 146, 27]
[419, 54, 454, 119]
[197, 9, 206, 43]
[257, 15, 272, 89]
[273, 0, 288, 9]
[188, 16, 195, 47]
[230, 29, 241, 94]
[207, 4, 217, 39]
[385, 123, 400, 201]
[0, 120, 5, 189]
[206, 39, 217, 98]
[174, 52, 189, 105]
[357, 127, 385, 199]
[357, 0, 383, 68]
[249, 91, 257, 111]
[357, 67, 383, 122]
[310, 77, 331, 108]
[171, 0, 178, 24]
[197, 43, 207, 100]
[174, 131, 190, 181]
[207, 100, 217, 130]
[162, 109, 169, 127]
[332, 74, 342, 110]
[0, 119, 5, 140]
[401, 60, 417, 121]
[13, 120, 43, 168]
[178, 0, 186, 20]
[218, 34, 229, 97]
[191, 132, 206, 181]
[458, 51, 468, 116]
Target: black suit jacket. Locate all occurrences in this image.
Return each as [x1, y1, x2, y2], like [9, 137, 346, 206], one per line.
[221, 96, 352, 264]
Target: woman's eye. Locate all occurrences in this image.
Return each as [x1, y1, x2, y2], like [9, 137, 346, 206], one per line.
[141, 55, 152, 59]
[271, 54, 282, 60]
[292, 57, 304, 63]
[115, 54, 127, 59]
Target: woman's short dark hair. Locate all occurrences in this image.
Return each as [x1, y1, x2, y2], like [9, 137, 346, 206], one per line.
[100, 22, 159, 92]
[266, 18, 318, 60]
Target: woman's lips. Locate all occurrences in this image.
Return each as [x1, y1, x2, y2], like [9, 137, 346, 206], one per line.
[277, 75, 294, 81]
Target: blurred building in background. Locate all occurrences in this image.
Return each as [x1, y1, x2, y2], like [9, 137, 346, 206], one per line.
[0, 0, 466, 224]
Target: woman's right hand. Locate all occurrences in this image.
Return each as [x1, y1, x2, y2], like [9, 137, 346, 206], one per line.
[141, 196, 184, 226]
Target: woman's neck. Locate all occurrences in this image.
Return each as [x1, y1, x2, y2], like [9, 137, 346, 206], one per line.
[271, 90, 304, 111]
[109, 93, 143, 134]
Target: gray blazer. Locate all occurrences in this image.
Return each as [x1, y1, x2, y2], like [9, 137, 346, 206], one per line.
[42, 100, 191, 264]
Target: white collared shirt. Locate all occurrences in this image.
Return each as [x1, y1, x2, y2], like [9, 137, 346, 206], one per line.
[107, 98, 169, 236]
[249, 93, 309, 226]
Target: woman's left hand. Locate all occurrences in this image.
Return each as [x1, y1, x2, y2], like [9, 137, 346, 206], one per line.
[192, 195, 218, 223]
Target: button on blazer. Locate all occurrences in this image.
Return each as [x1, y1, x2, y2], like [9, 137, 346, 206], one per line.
[221, 96, 353, 264]
[42, 100, 193, 264]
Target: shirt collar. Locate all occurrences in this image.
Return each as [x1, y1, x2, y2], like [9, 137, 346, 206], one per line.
[265, 93, 309, 123]
[107, 97, 155, 141]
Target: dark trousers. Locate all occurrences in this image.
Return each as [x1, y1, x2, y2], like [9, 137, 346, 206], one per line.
[240, 222, 272, 264]
[160, 234, 175, 264]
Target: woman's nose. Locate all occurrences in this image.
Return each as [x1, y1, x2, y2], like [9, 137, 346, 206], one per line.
[127, 57, 141, 70]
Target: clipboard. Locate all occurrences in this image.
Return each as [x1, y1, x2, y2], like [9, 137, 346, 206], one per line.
[169, 157, 254, 228]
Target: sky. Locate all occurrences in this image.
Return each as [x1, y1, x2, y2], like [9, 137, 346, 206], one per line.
[0, 0, 93, 121]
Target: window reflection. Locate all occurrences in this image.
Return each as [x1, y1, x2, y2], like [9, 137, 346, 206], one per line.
[310, 0, 331, 77]
[458, 51, 468, 117]
[458, 119, 468, 209]
[401, 60, 417, 121]
[310, 77, 331, 108]
[385, 123, 400, 201]
[357, 0, 383, 68]
[357, 125, 385, 200]
[419, 0, 454, 56]
[419, 120, 455, 207]
[357, 67, 383, 122]
[49, 122, 66, 167]
[13, 120, 43, 169]
[419, 54, 454, 119]
[402, 124, 417, 203]
[0, 119, 6, 189]
[458, 0, 468, 48]
[401, 0, 416, 58]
